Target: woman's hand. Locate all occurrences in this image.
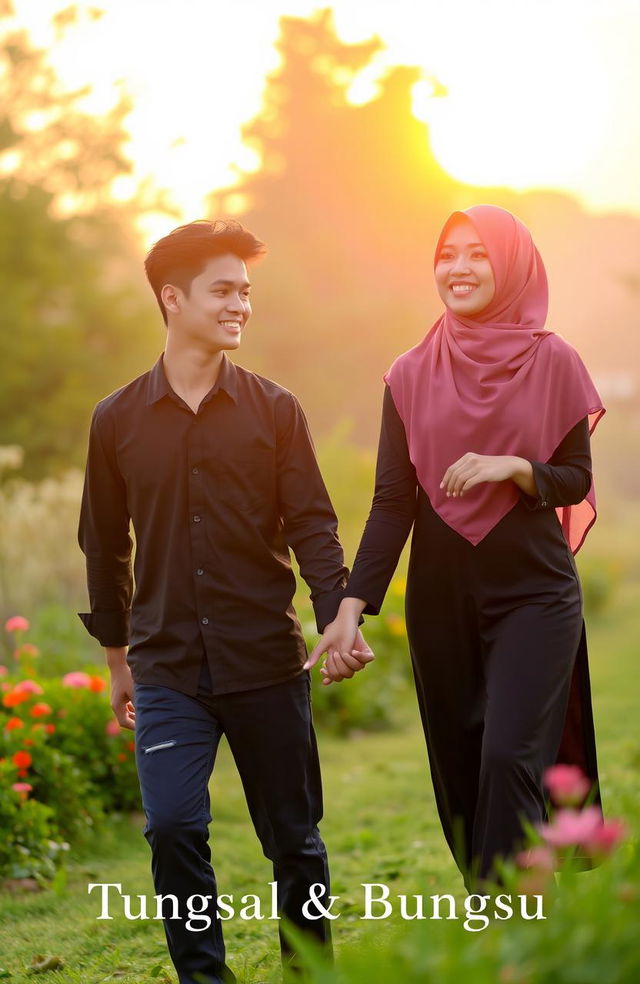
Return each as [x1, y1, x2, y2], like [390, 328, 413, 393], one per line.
[304, 599, 374, 685]
[440, 453, 535, 497]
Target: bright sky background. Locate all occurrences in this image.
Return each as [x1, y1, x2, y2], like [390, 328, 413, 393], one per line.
[10, 0, 640, 243]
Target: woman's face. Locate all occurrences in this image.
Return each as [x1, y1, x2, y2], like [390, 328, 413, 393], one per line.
[435, 216, 495, 317]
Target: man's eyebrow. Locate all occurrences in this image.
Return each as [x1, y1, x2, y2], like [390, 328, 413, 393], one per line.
[440, 242, 485, 249]
[208, 278, 251, 288]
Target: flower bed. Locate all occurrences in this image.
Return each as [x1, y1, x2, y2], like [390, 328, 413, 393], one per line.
[0, 617, 140, 883]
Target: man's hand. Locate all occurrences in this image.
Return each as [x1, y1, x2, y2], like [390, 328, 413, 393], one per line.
[106, 648, 135, 731]
[304, 606, 375, 685]
[320, 628, 374, 686]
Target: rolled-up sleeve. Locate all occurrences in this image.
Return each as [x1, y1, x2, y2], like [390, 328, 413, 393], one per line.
[77, 405, 133, 647]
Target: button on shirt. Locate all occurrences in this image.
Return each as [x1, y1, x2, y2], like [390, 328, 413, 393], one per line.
[78, 353, 348, 696]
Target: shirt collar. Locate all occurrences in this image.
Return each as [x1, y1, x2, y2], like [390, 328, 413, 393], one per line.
[146, 352, 238, 406]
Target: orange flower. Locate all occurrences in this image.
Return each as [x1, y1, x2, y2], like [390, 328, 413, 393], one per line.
[30, 723, 44, 732]
[12, 750, 32, 769]
[23, 738, 34, 747]
[89, 675, 107, 693]
[3, 690, 28, 708]
[4, 717, 24, 731]
[117, 753, 127, 762]
[13, 643, 40, 661]
[30, 702, 52, 718]
[126, 741, 135, 752]
[44, 724, 56, 734]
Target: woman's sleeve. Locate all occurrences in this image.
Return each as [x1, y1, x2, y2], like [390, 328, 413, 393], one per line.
[344, 385, 418, 614]
[523, 416, 592, 510]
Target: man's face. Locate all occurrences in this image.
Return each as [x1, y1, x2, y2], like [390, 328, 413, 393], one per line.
[166, 253, 252, 352]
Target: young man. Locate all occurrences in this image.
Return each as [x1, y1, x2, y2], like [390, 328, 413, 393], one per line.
[77, 220, 373, 984]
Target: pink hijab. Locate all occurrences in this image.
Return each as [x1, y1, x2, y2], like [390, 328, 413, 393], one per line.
[385, 205, 605, 552]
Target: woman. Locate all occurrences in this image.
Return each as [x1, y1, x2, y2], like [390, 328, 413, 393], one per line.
[306, 205, 605, 887]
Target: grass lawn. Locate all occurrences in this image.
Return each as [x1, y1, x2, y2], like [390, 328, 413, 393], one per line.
[0, 583, 638, 983]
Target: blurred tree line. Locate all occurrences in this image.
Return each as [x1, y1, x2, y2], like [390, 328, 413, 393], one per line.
[0, 3, 161, 479]
[2, 4, 639, 495]
[211, 8, 461, 443]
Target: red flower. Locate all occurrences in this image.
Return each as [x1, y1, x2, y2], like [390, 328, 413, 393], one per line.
[44, 724, 56, 734]
[4, 717, 24, 731]
[126, 741, 135, 752]
[5, 616, 29, 633]
[117, 753, 127, 762]
[89, 675, 107, 693]
[12, 750, 32, 769]
[23, 738, 34, 747]
[105, 720, 120, 736]
[16, 768, 28, 778]
[2, 690, 28, 708]
[30, 702, 52, 718]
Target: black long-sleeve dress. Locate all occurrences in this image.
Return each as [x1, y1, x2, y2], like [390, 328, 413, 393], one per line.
[346, 385, 599, 884]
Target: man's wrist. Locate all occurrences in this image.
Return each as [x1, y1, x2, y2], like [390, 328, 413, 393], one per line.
[105, 646, 128, 670]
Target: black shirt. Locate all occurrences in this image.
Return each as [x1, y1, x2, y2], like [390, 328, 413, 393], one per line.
[78, 353, 348, 696]
[345, 385, 592, 614]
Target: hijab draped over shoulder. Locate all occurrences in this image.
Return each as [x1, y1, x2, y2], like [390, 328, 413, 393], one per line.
[384, 205, 605, 553]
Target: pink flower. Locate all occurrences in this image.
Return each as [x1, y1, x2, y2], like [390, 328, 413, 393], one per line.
[544, 764, 591, 807]
[11, 782, 33, 800]
[62, 671, 92, 689]
[105, 720, 121, 736]
[0, 665, 8, 678]
[5, 616, 29, 633]
[516, 845, 556, 871]
[584, 819, 627, 857]
[538, 806, 603, 848]
[13, 679, 44, 696]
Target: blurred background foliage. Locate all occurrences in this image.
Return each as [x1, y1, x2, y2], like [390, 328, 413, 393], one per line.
[0, 6, 638, 709]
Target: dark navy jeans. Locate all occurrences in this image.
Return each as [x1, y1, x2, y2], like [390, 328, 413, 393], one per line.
[134, 662, 331, 984]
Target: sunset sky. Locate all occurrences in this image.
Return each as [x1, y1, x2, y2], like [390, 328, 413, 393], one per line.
[9, 0, 640, 242]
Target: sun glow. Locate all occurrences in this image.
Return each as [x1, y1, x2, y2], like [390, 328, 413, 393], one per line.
[7, 0, 640, 236]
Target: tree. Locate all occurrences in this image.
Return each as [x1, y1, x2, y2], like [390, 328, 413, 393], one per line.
[0, 6, 160, 477]
[210, 9, 458, 441]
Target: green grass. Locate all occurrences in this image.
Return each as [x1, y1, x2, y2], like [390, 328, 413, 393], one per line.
[1, 583, 638, 983]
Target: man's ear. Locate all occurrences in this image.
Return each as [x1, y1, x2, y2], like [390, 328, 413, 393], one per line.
[161, 283, 181, 316]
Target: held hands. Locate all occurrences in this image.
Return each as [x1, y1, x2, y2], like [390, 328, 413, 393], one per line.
[304, 613, 375, 687]
[441, 453, 534, 498]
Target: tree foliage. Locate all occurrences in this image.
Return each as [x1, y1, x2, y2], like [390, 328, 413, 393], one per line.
[211, 9, 459, 439]
[0, 9, 159, 478]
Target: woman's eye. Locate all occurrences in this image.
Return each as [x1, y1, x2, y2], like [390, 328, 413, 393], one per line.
[472, 251, 487, 259]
